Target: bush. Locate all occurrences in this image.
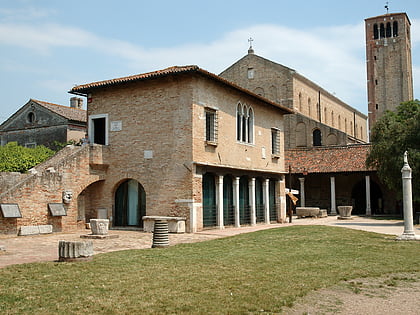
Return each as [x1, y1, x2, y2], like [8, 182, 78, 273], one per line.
[0, 142, 55, 173]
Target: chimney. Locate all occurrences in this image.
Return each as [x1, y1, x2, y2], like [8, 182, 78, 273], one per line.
[70, 97, 83, 109]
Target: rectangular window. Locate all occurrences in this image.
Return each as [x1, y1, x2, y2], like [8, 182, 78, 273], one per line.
[89, 114, 109, 145]
[205, 108, 217, 144]
[271, 128, 280, 156]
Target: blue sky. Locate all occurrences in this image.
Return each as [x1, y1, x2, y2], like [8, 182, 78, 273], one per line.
[1, 0, 419, 123]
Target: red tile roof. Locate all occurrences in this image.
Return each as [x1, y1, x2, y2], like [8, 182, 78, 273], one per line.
[285, 144, 374, 174]
[70, 65, 294, 115]
[32, 99, 87, 123]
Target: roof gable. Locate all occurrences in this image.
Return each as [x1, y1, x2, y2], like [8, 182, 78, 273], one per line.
[70, 65, 294, 115]
[0, 99, 86, 132]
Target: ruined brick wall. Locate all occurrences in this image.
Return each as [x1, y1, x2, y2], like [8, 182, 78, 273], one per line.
[0, 145, 103, 234]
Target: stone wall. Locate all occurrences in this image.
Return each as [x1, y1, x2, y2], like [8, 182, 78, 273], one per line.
[0, 145, 103, 234]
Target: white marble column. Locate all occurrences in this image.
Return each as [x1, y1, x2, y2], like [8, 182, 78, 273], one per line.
[330, 176, 337, 215]
[298, 177, 305, 207]
[397, 152, 420, 240]
[249, 178, 256, 226]
[365, 175, 372, 216]
[216, 175, 224, 229]
[233, 177, 240, 227]
[263, 178, 270, 224]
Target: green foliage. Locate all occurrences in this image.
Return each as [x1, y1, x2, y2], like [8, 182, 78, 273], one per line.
[0, 142, 55, 173]
[366, 100, 420, 202]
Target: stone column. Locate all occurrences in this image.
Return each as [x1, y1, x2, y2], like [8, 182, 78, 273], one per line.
[298, 177, 305, 207]
[233, 177, 240, 228]
[365, 175, 372, 216]
[397, 152, 420, 240]
[330, 176, 337, 215]
[278, 176, 287, 222]
[249, 178, 256, 226]
[263, 178, 270, 224]
[216, 175, 224, 229]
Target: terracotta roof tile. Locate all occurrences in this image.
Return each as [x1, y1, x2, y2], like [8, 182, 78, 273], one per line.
[70, 65, 294, 115]
[285, 144, 374, 174]
[32, 99, 87, 123]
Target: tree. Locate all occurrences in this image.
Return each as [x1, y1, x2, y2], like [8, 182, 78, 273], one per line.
[0, 142, 55, 173]
[366, 100, 420, 203]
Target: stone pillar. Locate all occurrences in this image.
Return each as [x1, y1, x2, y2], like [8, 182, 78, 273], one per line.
[263, 178, 270, 224]
[298, 177, 305, 207]
[216, 175, 224, 229]
[365, 175, 372, 216]
[58, 240, 93, 262]
[397, 152, 420, 240]
[249, 178, 256, 226]
[278, 176, 287, 223]
[233, 177, 240, 227]
[330, 176, 337, 215]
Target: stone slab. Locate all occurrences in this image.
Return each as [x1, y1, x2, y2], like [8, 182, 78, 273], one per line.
[19, 225, 53, 236]
[143, 216, 186, 233]
[296, 207, 321, 218]
[0, 204, 22, 218]
[80, 234, 119, 239]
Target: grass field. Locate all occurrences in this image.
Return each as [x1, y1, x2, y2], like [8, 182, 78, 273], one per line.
[0, 225, 419, 314]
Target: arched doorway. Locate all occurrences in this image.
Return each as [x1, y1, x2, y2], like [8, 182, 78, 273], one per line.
[351, 179, 383, 215]
[114, 179, 146, 227]
[202, 173, 216, 227]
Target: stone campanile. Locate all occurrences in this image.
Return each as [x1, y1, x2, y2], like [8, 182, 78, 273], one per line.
[365, 12, 413, 131]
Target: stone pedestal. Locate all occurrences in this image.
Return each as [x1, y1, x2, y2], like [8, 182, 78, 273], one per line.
[80, 219, 119, 239]
[337, 206, 353, 220]
[90, 219, 109, 235]
[58, 240, 93, 262]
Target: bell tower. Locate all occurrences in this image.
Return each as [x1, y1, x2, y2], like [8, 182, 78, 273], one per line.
[365, 12, 413, 131]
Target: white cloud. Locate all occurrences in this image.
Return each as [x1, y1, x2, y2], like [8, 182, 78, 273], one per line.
[4, 19, 420, 112]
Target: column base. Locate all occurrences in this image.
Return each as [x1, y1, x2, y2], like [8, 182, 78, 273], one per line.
[396, 233, 420, 241]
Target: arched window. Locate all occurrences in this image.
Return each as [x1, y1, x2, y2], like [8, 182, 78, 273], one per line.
[27, 112, 35, 123]
[298, 92, 302, 112]
[393, 21, 398, 37]
[236, 103, 242, 141]
[313, 129, 322, 146]
[247, 107, 254, 143]
[236, 103, 253, 144]
[331, 111, 334, 127]
[386, 22, 391, 37]
[380, 23, 385, 38]
[316, 103, 320, 121]
[323, 107, 327, 124]
[338, 115, 341, 130]
[344, 118, 347, 133]
[373, 24, 379, 39]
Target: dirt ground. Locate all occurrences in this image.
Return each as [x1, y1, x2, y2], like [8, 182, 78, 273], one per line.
[284, 272, 420, 314]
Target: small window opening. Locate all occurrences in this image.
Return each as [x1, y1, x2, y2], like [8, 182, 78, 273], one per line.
[271, 128, 280, 155]
[376, 104, 379, 110]
[313, 129, 322, 147]
[393, 21, 398, 37]
[205, 108, 218, 143]
[386, 22, 391, 37]
[93, 117, 106, 145]
[27, 112, 35, 123]
[373, 24, 379, 39]
[380, 23, 385, 38]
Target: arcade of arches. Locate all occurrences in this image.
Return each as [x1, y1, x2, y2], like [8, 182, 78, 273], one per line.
[202, 172, 283, 229]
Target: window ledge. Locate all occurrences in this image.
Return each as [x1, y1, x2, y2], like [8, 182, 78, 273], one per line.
[271, 154, 281, 159]
[205, 140, 218, 147]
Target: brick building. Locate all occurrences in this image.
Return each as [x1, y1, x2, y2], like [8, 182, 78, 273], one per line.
[0, 98, 86, 149]
[1, 66, 293, 234]
[365, 12, 414, 131]
[220, 49, 368, 149]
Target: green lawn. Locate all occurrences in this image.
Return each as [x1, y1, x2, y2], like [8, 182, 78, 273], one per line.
[1, 226, 419, 314]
